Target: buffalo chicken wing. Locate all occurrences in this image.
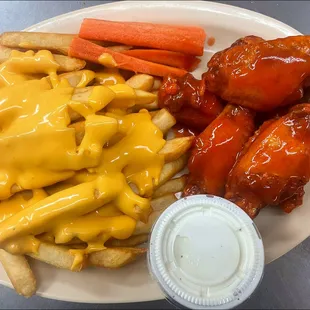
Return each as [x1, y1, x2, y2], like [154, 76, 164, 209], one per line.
[184, 104, 255, 197]
[204, 36, 310, 111]
[158, 73, 223, 131]
[225, 104, 310, 218]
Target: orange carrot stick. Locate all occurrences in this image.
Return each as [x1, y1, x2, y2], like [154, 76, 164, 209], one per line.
[68, 37, 187, 77]
[79, 19, 206, 56]
[122, 49, 201, 72]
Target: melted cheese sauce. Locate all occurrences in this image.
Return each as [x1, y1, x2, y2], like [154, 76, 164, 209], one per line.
[0, 50, 164, 269]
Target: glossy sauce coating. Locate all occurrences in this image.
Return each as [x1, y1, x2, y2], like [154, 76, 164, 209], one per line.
[204, 36, 310, 111]
[158, 73, 223, 131]
[225, 104, 310, 218]
[184, 104, 255, 197]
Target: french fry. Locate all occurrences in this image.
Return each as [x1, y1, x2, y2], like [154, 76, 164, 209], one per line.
[134, 212, 162, 236]
[69, 86, 115, 121]
[0, 32, 75, 55]
[151, 193, 177, 211]
[0, 45, 86, 72]
[70, 107, 170, 146]
[134, 194, 177, 235]
[72, 117, 188, 159]
[71, 87, 95, 103]
[159, 136, 194, 162]
[132, 98, 159, 112]
[72, 85, 155, 106]
[152, 108, 176, 135]
[0, 45, 12, 63]
[70, 86, 116, 118]
[53, 54, 86, 72]
[134, 89, 157, 105]
[125, 74, 154, 91]
[0, 250, 36, 297]
[158, 154, 188, 187]
[95, 69, 125, 86]
[28, 242, 85, 272]
[107, 84, 156, 106]
[69, 121, 86, 145]
[106, 234, 148, 247]
[69, 120, 85, 145]
[152, 77, 162, 91]
[88, 247, 146, 268]
[68, 107, 83, 123]
[59, 70, 95, 88]
[153, 176, 187, 198]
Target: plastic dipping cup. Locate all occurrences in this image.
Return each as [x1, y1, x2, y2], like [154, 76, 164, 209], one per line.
[148, 195, 264, 309]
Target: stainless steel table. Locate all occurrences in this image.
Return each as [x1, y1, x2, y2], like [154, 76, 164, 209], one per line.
[0, 1, 309, 309]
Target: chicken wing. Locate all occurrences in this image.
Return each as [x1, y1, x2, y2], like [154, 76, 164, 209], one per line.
[204, 36, 310, 111]
[183, 104, 255, 197]
[225, 103, 310, 218]
[158, 73, 223, 131]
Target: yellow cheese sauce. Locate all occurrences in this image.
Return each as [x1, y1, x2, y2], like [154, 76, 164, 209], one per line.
[98, 53, 117, 68]
[0, 49, 165, 269]
[95, 68, 125, 86]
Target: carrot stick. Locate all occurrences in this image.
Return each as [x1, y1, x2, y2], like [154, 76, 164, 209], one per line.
[79, 19, 206, 56]
[68, 37, 187, 77]
[122, 49, 201, 72]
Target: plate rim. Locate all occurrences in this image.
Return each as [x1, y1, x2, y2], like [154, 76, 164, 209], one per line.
[24, 0, 301, 36]
[1, 0, 302, 304]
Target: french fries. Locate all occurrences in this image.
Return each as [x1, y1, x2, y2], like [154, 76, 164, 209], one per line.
[152, 108, 176, 135]
[69, 108, 176, 148]
[0, 32, 75, 55]
[69, 121, 86, 146]
[70, 119, 188, 162]
[28, 242, 84, 271]
[134, 89, 157, 105]
[28, 242, 147, 271]
[159, 136, 194, 162]
[0, 45, 86, 72]
[0, 45, 12, 63]
[0, 26, 191, 299]
[59, 70, 95, 87]
[150, 193, 177, 211]
[53, 54, 86, 72]
[134, 194, 177, 235]
[0, 250, 36, 297]
[152, 77, 162, 90]
[106, 234, 148, 247]
[71, 85, 156, 107]
[88, 247, 147, 268]
[0, 32, 132, 55]
[68, 107, 83, 123]
[95, 69, 126, 85]
[158, 154, 188, 187]
[71, 86, 115, 107]
[131, 91, 159, 112]
[153, 176, 187, 198]
[125, 74, 154, 91]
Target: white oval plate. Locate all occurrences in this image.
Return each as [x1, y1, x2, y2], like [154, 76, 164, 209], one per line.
[0, 0, 307, 304]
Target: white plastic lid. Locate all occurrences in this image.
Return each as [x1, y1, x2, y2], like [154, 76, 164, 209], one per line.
[148, 195, 264, 309]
